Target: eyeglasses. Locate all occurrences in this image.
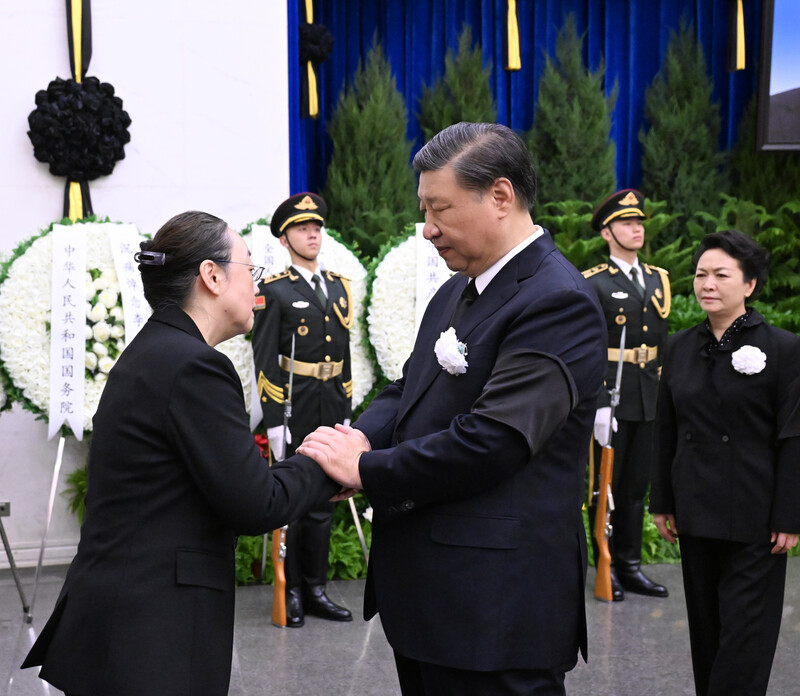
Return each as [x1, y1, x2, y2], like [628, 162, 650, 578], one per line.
[210, 259, 265, 282]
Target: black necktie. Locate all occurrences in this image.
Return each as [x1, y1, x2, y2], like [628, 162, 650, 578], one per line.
[312, 274, 327, 308]
[450, 279, 478, 325]
[630, 267, 645, 299]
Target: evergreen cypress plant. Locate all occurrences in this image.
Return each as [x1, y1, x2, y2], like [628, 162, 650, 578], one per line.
[728, 96, 800, 213]
[417, 24, 497, 143]
[639, 20, 725, 237]
[323, 36, 419, 259]
[526, 14, 617, 209]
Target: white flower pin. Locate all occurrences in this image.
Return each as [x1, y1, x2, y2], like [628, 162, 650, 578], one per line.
[731, 345, 766, 375]
[434, 327, 468, 375]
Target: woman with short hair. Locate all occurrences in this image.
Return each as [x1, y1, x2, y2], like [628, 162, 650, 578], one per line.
[651, 230, 800, 695]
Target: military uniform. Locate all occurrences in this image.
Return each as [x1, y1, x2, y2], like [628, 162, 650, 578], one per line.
[583, 188, 671, 600]
[250, 192, 353, 626]
[252, 267, 353, 441]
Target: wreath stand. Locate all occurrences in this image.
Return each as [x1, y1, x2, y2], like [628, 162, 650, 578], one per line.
[24, 436, 66, 623]
[0, 502, 30, 616]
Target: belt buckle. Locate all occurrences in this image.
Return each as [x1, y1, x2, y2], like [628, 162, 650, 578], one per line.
[635, 346, 649, 364]
[318, 362, 334, 380]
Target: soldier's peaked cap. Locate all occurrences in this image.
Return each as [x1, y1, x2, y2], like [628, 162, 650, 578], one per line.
[270, 192, 327, 238]
[591, 189, 646, 231]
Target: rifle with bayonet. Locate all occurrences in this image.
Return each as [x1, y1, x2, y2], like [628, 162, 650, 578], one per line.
[270, 335, 295, 627]
[594, 325, 626, 602]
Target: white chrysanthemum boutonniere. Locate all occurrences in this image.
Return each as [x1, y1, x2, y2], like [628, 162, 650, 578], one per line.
[434, 327, 468, 375]
[731, 345, 766, 375]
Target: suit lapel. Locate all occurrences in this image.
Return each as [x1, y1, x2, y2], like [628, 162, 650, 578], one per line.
[396, 235, 549, 425]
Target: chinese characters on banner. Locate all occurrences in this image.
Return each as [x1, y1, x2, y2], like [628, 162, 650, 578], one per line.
[48, 225, 87, 440]
[250, 224, 291, 276]
[415, 222, 453, 332]
[107, 223, 151, 345]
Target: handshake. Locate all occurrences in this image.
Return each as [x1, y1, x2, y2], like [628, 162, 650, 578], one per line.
[270, 423, 371, 499]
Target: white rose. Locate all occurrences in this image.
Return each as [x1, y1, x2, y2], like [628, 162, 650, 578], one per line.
[731, 345, 766, 375]
[98, 356, 116, 374]
[92, 321, 111, 342]
[109, 306, 124, 322]
[362, 506, 374, 523]
[434, 327, 468, 375]
[88, 303, 107, 322]
[116, 339, 126, 352]
[94, 372, 107, 383]
[84, 323, 94, 341]
[93, 341, 109, 357]
[85, 352, 98, 371]
[98, 289, 118, 309]
[110, 324, 125, 339]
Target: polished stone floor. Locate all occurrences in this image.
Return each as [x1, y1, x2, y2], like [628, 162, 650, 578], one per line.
[2, 560, 799, 695]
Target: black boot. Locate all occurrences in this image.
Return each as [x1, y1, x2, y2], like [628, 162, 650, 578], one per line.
[303, 584, 353, 622]
[588, 503, 624, 601]
[285, 586, 304, 627]
[299, 504, 352, 621]
[614, 502, 668, 598]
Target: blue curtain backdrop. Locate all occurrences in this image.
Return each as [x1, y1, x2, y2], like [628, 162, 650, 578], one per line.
[288, 0, 762, 197]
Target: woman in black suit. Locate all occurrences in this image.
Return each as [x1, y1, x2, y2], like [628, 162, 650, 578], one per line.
[23, 211, 338, 695]
[650, 230, 800, 696]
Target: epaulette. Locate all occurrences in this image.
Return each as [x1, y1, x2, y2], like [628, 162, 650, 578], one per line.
[644, 263, 670, 276]
[325, 270, 351, 282]
[582, 263, 608, 279]
[260, 269, 292, 285]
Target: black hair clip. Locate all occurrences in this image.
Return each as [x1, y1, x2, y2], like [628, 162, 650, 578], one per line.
[134, 251, 167, 266]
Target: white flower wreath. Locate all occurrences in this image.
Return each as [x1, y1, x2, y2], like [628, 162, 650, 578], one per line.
[0, 222, 258, 433]
[367, 235, 418, 381]
[318, 230, 375, 408]
[731, 345, 767, 375]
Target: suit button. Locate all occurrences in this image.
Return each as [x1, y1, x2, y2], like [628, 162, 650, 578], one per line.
[325, 316, 330, 322]
[643, 325, 649, 332]
[722, 435, 729, 442]
[326, 335, 332, 342]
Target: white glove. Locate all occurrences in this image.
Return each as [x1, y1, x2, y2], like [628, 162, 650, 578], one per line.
[267, 425, 292, 461]
[593, 407, 618, 447]
[343, 418, 351, 427]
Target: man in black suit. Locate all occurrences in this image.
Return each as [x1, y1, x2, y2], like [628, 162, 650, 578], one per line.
[299, 122, 607, 695]
[582, 189, 670, 601]
[251, 193, 353, 627]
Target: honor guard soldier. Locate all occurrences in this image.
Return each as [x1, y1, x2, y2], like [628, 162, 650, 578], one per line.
[583, 188, 670, 601]
[251, 193, 354, 626]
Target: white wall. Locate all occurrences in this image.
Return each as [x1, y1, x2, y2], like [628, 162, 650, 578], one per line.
[0, 1, 290, 567]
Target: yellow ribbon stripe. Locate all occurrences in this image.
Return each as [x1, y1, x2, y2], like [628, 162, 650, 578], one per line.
[506, 0, 521, 71]
[71, 0, 83, 83]
[68, 181, 84, 222]
[304, 0, 319, 118]
[735, 0, 745, 71]
[307, 62, 319, 118]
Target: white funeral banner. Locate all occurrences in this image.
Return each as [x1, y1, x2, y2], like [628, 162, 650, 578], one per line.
[48, 225, 87, 440]
[249, 224, 291, 276]
[415, 222, 453, 332]
[107, 223, 152, 345]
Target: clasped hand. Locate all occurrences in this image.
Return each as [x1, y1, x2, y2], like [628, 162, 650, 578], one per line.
[297, 424, 371, 495]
